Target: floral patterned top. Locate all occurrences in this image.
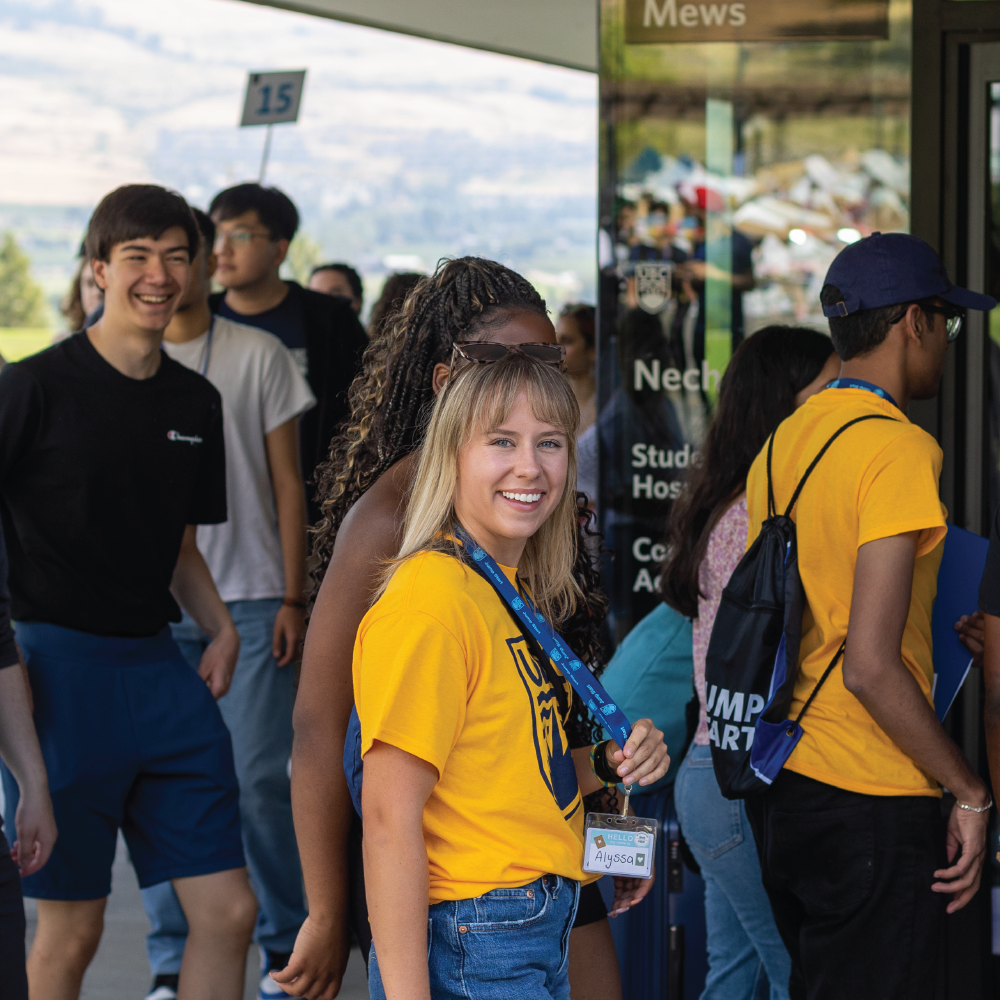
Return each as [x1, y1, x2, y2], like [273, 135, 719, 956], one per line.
[692, 496, 748, 745]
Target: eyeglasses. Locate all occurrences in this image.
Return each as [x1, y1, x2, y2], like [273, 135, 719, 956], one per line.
[888, 303, 964, 342]
[213, 230, 272, 249]
[451, 342, 567, 366]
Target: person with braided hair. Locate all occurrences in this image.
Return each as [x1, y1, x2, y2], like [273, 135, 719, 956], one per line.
[273, 258, 633, 1000]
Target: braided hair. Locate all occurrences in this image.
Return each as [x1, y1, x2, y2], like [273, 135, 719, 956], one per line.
[311, 256, 612, 768]
[311, 257, 549, 584]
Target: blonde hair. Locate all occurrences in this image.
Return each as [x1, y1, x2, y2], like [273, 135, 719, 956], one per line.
[381, 353, 582, 625]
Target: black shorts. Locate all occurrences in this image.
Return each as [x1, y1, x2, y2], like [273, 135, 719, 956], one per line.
[573, 879, 608, 928]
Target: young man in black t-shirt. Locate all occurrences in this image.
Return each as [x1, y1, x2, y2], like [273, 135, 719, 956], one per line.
[207, 183, 368, 513]
[0, 184, 257, 1000]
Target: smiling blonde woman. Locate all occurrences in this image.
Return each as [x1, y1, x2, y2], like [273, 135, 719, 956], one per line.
[354, 353, 671, 1000]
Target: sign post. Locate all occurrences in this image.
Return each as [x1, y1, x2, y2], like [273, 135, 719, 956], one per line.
[239, 70, 307, 183]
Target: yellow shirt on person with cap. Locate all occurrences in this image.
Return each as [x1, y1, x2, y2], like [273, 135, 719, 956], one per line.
[354, 548, 594, 904]
[746, 387, 947, 797]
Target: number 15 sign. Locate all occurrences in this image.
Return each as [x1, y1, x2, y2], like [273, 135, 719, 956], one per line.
[240, 70, 306, 127]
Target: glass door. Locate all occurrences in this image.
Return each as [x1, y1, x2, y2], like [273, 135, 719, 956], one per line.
[597, 0, 913, 643]
[976, 47, 1000, 531]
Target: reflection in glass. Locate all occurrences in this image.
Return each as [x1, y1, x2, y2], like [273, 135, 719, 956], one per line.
[598, 0, 912, 642]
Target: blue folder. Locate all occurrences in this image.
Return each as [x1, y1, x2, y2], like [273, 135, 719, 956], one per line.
[932, 524, 989, 720]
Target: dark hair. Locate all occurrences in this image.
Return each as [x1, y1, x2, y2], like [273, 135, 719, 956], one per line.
[312, 263, 363, 302]
[190, 207, 215, 250]
[86, 184, 198, 263]
[559, 303, 596, 350]
[311, 256, 612, 761]
[660, 326, 835, 618]
[821, 283, 936, 361]
[311, 256, 549, 581]
[208, 183, 299, 242]
[367, 272, 423, 339]
[61, 259, 89, 331]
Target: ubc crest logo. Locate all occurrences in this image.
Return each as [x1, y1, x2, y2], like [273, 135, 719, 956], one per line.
[635, 261, 674, 314]
[510, 596, 525, 611]
[507, 637, 580, 821]
[601, 703, 618, 717]
[472, 547, 486, 562]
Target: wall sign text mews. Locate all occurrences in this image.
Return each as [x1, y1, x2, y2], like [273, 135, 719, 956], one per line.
[625, 0, 889, 44]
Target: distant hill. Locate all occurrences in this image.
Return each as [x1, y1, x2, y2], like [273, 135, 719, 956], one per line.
[0, 0, 598, 324]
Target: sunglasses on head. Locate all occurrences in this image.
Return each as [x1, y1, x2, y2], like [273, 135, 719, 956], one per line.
[451, 342, 567, 366]
[887, 303, 964, 342]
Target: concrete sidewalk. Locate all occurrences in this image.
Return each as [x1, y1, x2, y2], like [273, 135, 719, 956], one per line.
[24, 834, 370, 1000]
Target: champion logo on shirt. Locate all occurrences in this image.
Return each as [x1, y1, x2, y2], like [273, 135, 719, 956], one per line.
[167, 430, 203, 445]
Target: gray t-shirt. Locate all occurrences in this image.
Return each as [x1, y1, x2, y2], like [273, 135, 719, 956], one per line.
[163, 317, 316, 602]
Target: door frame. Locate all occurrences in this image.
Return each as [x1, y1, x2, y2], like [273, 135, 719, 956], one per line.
[913, 2, 1000, 529]
[916, 10, 1000, 992]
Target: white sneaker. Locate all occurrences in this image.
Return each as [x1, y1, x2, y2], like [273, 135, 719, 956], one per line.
[258, 971, 294, 999]
[258, 952, 295, 1000]
[144, 986, 177, 1000]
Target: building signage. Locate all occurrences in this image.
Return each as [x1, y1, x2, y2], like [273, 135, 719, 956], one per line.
[625, 0, 889, 43]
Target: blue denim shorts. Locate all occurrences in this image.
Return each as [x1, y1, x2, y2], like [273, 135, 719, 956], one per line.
[369, 874, 580, 1000]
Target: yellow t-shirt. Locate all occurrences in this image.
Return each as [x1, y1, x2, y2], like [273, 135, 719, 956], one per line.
[354, 549, 591, 904]
[746, 388, 947, 797]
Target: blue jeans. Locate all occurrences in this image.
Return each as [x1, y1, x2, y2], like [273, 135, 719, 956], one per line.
[369, 875, 579, 1000]
[141, 599, 306, 970]
[674, 745, 791, 1000]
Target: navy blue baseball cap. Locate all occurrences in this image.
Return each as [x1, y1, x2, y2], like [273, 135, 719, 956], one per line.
[821, 232, 996, 317]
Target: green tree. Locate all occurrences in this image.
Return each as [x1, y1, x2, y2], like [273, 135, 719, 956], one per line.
[0, 233, 48, 328]
[283, 232, 323, 286]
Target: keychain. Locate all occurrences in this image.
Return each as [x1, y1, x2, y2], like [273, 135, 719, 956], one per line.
[582, 782, 658, 880]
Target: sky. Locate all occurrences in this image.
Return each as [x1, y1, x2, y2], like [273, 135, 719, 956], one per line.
[0, 0, 599, 316]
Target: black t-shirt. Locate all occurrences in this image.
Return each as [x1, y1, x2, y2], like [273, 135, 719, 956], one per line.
[0, 333, 227, 638]
[980, 506, 1000, 615]
[216, 290, 306, 352]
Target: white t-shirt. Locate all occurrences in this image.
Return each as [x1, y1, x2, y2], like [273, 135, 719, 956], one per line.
[163, 317, 316, 602]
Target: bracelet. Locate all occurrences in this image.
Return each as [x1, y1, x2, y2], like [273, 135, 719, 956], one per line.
[591, 741, 620, 785]
[589, 744, 613, 787]
[282, 597, 306, 610]
[957, 796, 993, 814]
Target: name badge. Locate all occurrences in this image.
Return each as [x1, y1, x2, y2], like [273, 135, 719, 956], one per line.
[582, 812, 658, 879]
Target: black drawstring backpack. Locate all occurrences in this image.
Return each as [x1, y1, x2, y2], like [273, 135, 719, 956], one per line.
[705, 413, 895, 799]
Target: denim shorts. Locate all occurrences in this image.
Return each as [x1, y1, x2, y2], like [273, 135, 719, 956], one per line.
[369, 874, 580, 1000]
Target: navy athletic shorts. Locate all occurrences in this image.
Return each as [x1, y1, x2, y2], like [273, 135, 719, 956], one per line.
[0, 622, 245, 900]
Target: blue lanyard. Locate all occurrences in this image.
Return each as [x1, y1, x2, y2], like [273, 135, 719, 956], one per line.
[200, 317, 217, 377]
[454, 525, 632, 746]
[825, 378, 897, 409]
